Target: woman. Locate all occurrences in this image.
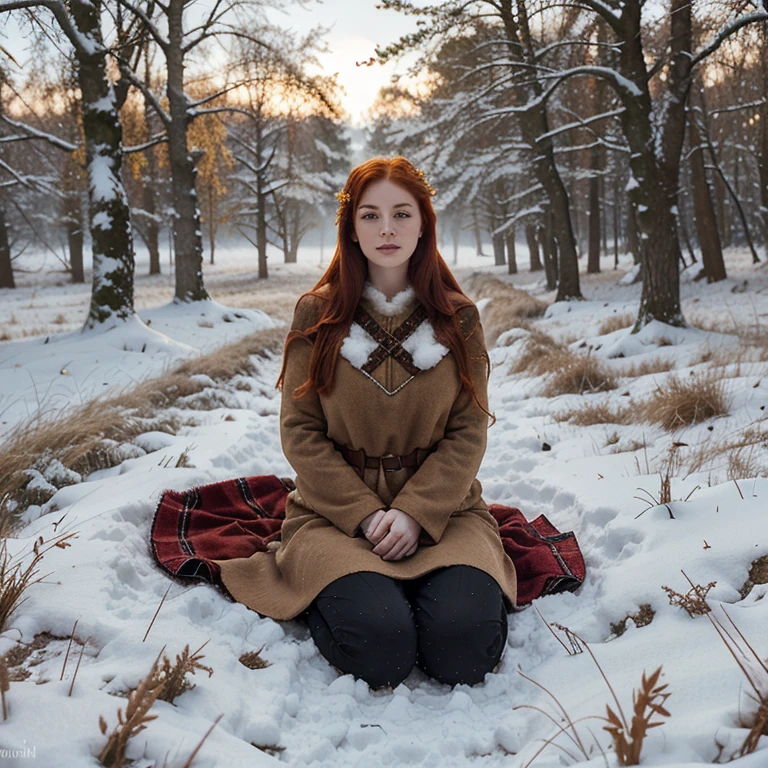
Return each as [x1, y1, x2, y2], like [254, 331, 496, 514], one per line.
[217, 157, 517, 689]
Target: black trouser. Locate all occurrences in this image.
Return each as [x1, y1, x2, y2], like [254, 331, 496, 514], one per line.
[303, 565, 508, 689]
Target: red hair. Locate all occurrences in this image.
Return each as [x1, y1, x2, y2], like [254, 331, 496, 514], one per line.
[275, 156, 494, 425]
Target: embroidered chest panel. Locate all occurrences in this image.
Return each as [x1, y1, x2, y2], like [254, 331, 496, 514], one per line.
[339, 304, 451, 396]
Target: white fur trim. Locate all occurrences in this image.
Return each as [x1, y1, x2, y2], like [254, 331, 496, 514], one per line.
[401, 321, 449, 370]
[340, 322, 379, 368]
[362, 281, 416, 316]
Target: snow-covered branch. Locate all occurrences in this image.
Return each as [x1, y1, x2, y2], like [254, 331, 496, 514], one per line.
[691, 10, 768, 68]
[0, 116, 78, 152]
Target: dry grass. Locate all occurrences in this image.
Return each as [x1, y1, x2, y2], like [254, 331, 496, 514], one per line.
[610, 604, 655, 639]
[639, 372, 729, 430]
[0, 532, 76, 636]
[598, 312, 635, 336]
[554, 401, 632, 427]
[662, 580, 716, 617]
[542, 353, 616, 397]
[156, 642, 213, 704]
[240, 647, 270, 669]
[615, 357, 675, 378]
[0, 326, 288, 535]
[507, 331, 615, 396]
[739, 554, 768, 599]
[516, 635, 671, 767]
[686, 417, 768, 477]
[508, 330, 566, 376]
[465, 273, 548, 346]
[98, 651, 166, 768]
[603, 665, 671, 766]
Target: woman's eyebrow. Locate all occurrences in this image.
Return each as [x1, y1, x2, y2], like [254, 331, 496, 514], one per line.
[358, 203, 414, 210]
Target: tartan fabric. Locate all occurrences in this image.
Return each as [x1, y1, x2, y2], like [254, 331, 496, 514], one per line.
[150, 474, 585, 607]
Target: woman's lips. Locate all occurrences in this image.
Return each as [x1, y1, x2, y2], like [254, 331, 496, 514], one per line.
[377, 245, 400, 251]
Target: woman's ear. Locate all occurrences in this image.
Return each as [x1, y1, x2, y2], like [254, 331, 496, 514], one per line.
[351, 233, 358, 242]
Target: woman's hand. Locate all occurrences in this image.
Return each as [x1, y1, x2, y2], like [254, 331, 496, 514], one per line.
[360, 509, 387, 542]
[369, 508, 421, 561]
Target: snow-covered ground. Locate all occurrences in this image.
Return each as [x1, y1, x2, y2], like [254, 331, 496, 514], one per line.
[1, 243, 767, 767]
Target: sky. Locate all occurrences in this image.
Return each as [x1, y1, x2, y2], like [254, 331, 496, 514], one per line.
[264, 0, 422, 125]
[0, 0, 423, 127]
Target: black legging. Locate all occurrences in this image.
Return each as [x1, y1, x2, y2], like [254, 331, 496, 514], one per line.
[303, 565, 508, 689]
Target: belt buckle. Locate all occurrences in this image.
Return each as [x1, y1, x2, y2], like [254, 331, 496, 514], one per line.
[383, 455, 402, 472]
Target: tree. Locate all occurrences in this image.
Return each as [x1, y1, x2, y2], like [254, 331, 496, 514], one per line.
[0, 0, 138, 328]
[377, 1, 584, 301]
[547, 0, 767, 327]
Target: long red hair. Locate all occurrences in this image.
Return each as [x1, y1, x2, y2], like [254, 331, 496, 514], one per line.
[275, 156, 494, 426]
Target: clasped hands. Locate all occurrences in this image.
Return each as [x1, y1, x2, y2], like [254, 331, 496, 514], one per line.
[359, 508, 420, 561]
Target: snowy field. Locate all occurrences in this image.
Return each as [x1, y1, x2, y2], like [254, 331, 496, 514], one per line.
[1, 243, 768, 767]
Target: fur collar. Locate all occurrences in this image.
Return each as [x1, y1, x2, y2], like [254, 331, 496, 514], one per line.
[361, 281, 416, 317]
[340, 314, 449, 375]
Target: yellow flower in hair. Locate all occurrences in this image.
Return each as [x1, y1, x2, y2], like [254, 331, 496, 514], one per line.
[414, 167, 437, 196]
[335, 188, 351, 226]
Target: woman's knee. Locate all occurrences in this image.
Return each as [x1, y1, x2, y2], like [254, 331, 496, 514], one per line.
[306, 572, 418, 689]
[411, 566, 508, 686]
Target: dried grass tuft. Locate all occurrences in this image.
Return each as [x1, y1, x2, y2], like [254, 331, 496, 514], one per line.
[598, 312, 635, 336]
[156, 642, 213, 704]
[239, 646, 270, 670]
[662, 580, 715, 617]
[542, 353, 616, 397]
[615, 357, 675, 378]
[640, 372, 729, 430]
[98, 651, 166, 767]
[466, 274, 548, 346]
[610, 604, 656, 639]
[508, 330, 566, 376]
[554, 401, 632, 427]
[603, 666, 671, 766]
[0, 532, 75, 636]
[739, 554, 768, 600]
[0, 326, 288, 535]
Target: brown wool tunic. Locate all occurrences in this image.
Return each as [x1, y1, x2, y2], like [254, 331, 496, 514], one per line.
[214, 281, 518, 620]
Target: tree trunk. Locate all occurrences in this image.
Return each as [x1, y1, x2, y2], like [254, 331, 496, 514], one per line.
[0, 205, 14, 289]
[167, 0, 209, 301]
[492, 229, 505, 266]
[541, 215, 558, 291]
[68, 218, 85, 283]
[506, 227, 517, 275]
[496, 0, 580, 300]
[613, 0, 689, 328]
[761, 29, 768, 252]
[627, 201, 639, 265]
[587, 144, 601, 274]
[526, 222, 542, 271]
[688, 107, 726, 282]
[472, 209, 484, 256]
[144, 179, 161, 275]
[71, 0, 136, 327]
[208, 185, 216, 265]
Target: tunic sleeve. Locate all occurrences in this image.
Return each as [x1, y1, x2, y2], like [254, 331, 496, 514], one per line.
[389, 305, 490, 543]
[280, 295, 385, 537]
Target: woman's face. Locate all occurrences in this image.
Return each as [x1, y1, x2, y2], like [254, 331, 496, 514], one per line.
[351, 178, 423, 274]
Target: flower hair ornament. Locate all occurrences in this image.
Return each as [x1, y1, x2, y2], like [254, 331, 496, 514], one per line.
[334, 166, 436, 226]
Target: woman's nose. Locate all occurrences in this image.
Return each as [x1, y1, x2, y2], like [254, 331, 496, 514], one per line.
[380, 219, 395, 235]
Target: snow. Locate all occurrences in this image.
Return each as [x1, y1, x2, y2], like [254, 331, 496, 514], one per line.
[1, 244, 768, 766]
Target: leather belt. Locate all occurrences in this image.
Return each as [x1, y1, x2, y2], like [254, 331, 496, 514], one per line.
[333, 440, 435, 478]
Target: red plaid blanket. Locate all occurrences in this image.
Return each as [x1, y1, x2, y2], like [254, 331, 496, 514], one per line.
[150, 475, 586, 607]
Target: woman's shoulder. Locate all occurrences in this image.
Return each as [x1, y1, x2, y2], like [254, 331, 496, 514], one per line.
[445, 291, 480, 340]
[291, 286, 331, 332]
